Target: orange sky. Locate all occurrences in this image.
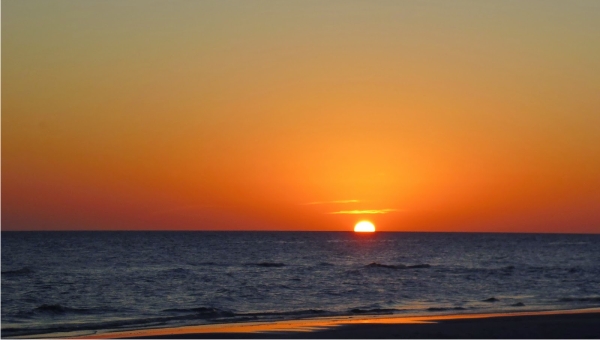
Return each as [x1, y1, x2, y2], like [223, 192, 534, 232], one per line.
[3, 0, 600, 232]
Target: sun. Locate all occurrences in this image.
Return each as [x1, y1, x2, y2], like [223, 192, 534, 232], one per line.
[354, 221, 376, 232]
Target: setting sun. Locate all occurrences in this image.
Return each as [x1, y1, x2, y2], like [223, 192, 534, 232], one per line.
[354, 221, 376, 233]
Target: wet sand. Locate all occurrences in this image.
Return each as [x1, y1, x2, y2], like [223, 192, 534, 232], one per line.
[84, 308, 600, 339]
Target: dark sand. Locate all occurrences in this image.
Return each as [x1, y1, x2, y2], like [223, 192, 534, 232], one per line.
[85, 309, 600, 339]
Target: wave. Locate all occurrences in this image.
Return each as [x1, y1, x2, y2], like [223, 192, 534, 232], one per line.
[32, 304, 105, 315]
[427, 307, 466, 312]
[446, 265, 516, 278]
[407, 264, 431, 269]
[482, 297, 499, 302]
[1, 308, 333, 338]
[349, 308, 401, 314]
[524, 265, 589, 273]
[162, 307, 235, 318]
[161, 307, 329, 320]
[2, 267, 34, 276]
[240, 309, 328, 318]
[365, 262, 431, 269]
[548, 242, 590, 246]
[158, 268, 194, 277]
[366, 263, 403, 269]
[2, 315, 191, 338]
[246, 262, 286, 267]
[462, 265, 515, 272]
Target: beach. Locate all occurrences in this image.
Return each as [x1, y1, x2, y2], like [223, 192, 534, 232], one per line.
[82, 308, 600, 339]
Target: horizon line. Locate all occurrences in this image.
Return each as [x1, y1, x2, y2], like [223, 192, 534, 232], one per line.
[2, 230, 599, 235]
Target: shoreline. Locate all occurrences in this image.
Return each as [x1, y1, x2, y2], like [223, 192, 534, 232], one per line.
[77, 307, 600, 339]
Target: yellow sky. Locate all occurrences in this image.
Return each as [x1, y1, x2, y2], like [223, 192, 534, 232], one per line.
[3, 0, 600, 232]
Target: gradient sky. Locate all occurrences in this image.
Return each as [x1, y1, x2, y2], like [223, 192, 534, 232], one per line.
[3, 0, 600, 232]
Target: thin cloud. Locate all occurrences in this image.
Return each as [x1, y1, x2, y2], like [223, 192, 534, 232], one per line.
[328, 209, 399, 215]
[303, 200, 360, 205]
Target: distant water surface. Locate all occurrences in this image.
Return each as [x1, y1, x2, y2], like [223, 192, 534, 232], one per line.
[2, 232, 600, 338]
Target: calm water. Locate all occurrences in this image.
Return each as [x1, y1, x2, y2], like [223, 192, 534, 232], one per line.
[2, 232, 600, 338]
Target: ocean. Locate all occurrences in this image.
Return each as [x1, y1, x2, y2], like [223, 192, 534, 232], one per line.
[2, 231, 599, 338]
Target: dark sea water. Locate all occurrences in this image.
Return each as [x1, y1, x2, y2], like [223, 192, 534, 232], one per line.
[2, 231, 600, 338]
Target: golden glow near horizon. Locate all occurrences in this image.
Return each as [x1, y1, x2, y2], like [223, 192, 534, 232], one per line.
[354, 221, 376, 233]
[2, 1, 600, 232]
[330, 209, 398, 215]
